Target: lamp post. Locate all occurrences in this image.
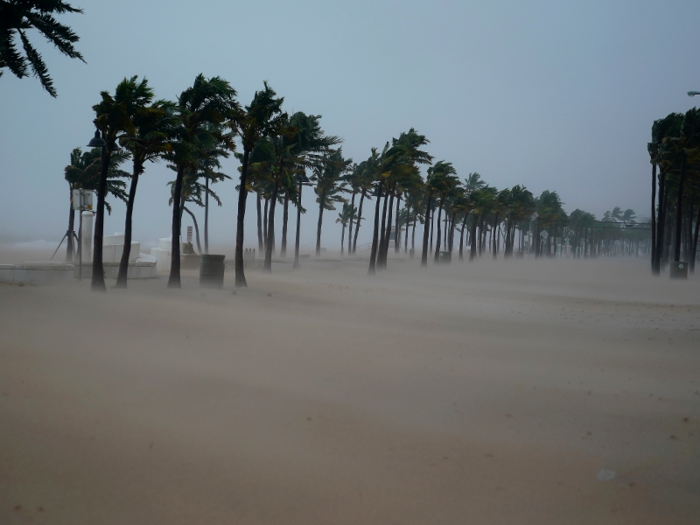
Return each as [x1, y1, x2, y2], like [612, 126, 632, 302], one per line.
[688, 91, 700, 97]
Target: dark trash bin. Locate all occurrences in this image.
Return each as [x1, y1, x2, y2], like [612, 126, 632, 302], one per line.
[200, 254, 225, 288]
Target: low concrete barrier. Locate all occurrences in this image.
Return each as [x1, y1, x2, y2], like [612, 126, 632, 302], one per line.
[0, 262, 75, 285]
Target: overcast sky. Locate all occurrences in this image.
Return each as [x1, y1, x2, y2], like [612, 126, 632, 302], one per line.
[1, 0, 699, 251]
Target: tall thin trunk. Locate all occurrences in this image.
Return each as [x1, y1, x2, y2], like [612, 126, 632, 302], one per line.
[204, 175, 209, 254]
[167, 163, 185, 289]
[92, 146, 111, 292]
[234, 148, 251, 288]
[691, 201, 700, 272]
[434, 201, 443, 262]
[674, 154, 686, 262]
[293, 181, 303, 269]
[316, 191, 326, 256]
[469, 213, 478, 261]
[348, 190, 356, 256]
[421, 192, 433, 267]
[368, 184, 383, 275]
[430, 208, 434, 252]
[377, 189, 390, 268]
[264, 181, 279, 272]
[256, 192, 263, 252]
[492, 212, 499, 258]
[353, 189, 366, 254]
[404, 205, 410, 254]
[459, 214, 467, 260]
[411, 216, 417, 254]
[651, 163, 657, 274]
[183, 206, 202, 254]
[380, 191, 395, 268]
[340, 223, 346, 256]
[655, 172, 666, 272]
[116, 161, 143, 288]
[281, 192, 289, 258]
[66, 194, 75, 262]
[394, 194, 401, 253]
[263, 198, 269, 253]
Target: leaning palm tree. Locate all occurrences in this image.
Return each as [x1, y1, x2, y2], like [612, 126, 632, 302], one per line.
[0, 0, 85, 97]
[166, 75, 238, 288]
[312, 149, 351, 256]
[92, 77, 158, 291]
[335, 202, 355, 256]
[115, 86, 176, 287]
[232, 82, 285, 287]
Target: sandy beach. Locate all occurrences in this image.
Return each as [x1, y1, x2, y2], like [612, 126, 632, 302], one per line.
[1, 253, 698, 524]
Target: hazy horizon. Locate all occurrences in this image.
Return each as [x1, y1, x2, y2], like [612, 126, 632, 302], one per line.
[1, 0, 699, 249]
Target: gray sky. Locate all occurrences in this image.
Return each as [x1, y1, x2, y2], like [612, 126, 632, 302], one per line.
[1, 0, 699, 250]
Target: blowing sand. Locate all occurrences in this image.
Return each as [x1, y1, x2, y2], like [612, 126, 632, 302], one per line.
[1, 254, 699, 524]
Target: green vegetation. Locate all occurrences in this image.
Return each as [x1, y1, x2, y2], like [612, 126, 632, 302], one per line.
[60, 73, 685, 292]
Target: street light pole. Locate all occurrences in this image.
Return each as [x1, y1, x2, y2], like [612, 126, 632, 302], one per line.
[688, 91, 700, 97]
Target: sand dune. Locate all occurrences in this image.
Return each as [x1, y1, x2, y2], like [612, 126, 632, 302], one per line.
[1, 254, 698, 524]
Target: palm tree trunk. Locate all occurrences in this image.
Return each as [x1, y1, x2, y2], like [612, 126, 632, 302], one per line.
[116, 162, 143, 288]
[470, 213, 478, 261]
[459, 214, 467, 260]
[348, 190, 356, 256]
[394, 194, 401, 253]
[204, 175, 210, 254]
[651, 163, 657, 274]
[411, 216, 417, 255]
[66, 194, 75, 262]
[340, 223, 346, 256]
[263, 197, 269, 253]
[421, 192, 432, 267]
[92, 146, 111, 292]
[256, 192, 263, 252]
[655, 172, 666, 272]
[264, 181, 279, 272]
[368, 184, 383, 275]
[183, 206, 202, 254]
[380, 191, 395, 267]
[293, 180, 303, 269]
[691, 201, 700, 272]
[434, 202, 443, 263]
[377, 189, 390, 268]
[234, 148, 251, 288]
[404, 206, 410, 254]
[353, 189, 365, 254]
[316, 191, 326, 256]
[168, 163, 185, 289]
[674, 154, 687, 262]
[281, 192, 289, 258]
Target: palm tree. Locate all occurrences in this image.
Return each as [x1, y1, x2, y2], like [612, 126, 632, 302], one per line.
[379, 129, 432, 268]
[427, 162, 458, 263]
[311, 149, 351, 256]
[115, 83, 176, 288]
[0, 0, 85, 97]
[92, 77, 159, 291]
[664, 108, 700, 263]
[167, 75, 239, 288]
[651, 113, 683, 271]
[232, 82, 285, 287]
[336, 202, 355, 256]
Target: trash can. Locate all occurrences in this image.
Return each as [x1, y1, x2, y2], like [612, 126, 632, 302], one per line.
[670, 261, 688, 280]
[200, 254, 225, 288]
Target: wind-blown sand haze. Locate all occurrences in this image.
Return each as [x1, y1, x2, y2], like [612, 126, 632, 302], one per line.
[1, 255, 699, 524]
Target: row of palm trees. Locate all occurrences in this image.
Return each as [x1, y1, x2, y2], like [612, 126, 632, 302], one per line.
[648, 108, 700, 274]
[67, 74, 656, 293]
